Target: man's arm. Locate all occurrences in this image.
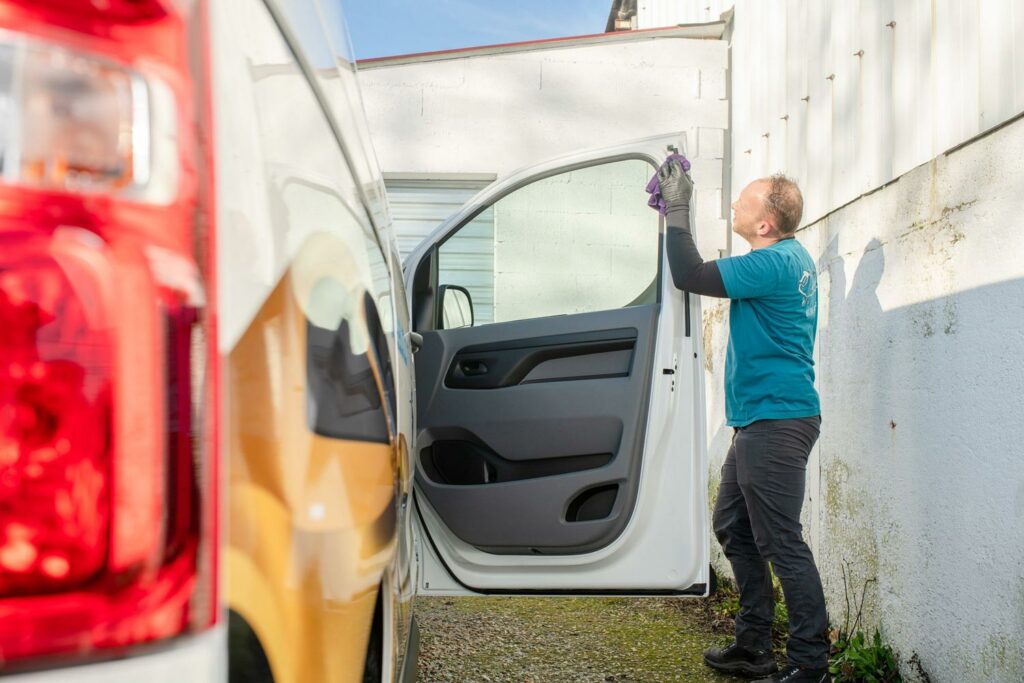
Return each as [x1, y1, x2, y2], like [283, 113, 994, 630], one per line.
[658, 160, 728, 298]
[665, 206, 727, 298]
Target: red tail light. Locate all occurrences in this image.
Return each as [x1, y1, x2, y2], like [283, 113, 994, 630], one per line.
[0, 0, 217, 669]
[0, 231, 114, 593]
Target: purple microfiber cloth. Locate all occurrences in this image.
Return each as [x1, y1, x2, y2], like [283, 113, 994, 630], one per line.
[645, 153, 692, 216]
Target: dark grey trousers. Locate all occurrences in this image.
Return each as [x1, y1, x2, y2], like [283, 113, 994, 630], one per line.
[712, 416, 828, 668]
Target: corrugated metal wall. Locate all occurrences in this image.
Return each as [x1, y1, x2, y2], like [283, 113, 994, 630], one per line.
[385, 178, 496, 324]
[642, 0, 1024, 234]
[637, 0, 732, 27]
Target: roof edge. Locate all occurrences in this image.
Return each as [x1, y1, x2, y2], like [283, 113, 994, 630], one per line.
[356, 22, 726, 70]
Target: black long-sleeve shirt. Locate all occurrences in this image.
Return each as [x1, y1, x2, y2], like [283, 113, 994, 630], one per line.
[665, 207, 728, 298]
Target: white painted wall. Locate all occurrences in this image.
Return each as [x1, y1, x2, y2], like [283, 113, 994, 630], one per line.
[358, 29, 730, 259]
[663, 1, 1024, 680]
[487, 159, 658, 323]
[743, 113, 1022, 683]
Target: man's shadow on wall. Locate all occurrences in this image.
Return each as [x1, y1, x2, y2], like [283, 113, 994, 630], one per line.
[813, 230, 1024, 635]
[815, 234, 892, 616]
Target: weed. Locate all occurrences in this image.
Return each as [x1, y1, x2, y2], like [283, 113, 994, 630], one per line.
[830, 629, 901, 682]
[828, 561, 902, 682]
[703, 574, 740, 635]
[707, 564, 908, 681]
[771, 571, 788, 645]
[772, 597, 789, 644]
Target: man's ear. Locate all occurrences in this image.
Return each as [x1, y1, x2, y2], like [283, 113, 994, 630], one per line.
[758, 220, 781, 238]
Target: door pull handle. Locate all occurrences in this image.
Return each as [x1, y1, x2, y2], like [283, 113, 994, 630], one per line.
[460, 360, 488, 376]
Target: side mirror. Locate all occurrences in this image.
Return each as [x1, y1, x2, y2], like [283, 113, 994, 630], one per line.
[437, 284, 474, 330]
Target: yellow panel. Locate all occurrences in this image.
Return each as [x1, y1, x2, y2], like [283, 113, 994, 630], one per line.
[227, 263, 397, 683]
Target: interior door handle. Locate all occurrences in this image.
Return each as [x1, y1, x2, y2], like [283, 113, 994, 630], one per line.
[459, 359, 488, 376]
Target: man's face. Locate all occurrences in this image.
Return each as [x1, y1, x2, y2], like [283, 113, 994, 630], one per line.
[731, 180, 771, 242]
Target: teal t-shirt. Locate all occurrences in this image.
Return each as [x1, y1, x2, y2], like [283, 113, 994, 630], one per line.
[716, 238, 820, 427]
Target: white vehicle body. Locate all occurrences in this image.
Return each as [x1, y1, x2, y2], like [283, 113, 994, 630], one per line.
[0, 0, 708, 681]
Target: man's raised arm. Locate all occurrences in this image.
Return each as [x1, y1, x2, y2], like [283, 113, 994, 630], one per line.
[658, 160, 728, 298]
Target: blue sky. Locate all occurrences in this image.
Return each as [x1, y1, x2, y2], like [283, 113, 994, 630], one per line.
[341, 0, 611, 60]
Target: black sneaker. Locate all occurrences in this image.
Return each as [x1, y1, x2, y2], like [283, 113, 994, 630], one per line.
[702, 641, 778, 676]
[754, 665, 832, 682]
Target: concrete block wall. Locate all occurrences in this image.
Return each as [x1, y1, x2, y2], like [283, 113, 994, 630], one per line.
[358, 30, 730, 260]
[491, 159, 657, 322]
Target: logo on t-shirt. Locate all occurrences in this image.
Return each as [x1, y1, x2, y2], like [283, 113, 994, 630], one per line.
[798, 270, 817, 317]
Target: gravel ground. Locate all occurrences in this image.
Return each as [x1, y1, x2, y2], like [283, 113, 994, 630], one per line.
[415, 596, 771, 683]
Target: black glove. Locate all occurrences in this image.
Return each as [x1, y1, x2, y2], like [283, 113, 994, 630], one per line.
[657, 159, 694, 211]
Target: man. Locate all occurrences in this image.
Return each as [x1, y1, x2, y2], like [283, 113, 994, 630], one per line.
[657, 160, 829, 683]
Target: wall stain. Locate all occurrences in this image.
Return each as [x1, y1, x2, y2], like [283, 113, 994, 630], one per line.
[707, 455, 728, 572]
[912, 304, 936, 338]
[977, 633, 1024, 679]
[821, 456, 881, 628]
[943, 298, 959, 335]
[912, 299, 958, 338]
[707, 465, 721, 514]
[823, 459, 868, 521]
[895, 198, 976, 249]
[939, 199, 977, 219]
[702, 303, 726, 373]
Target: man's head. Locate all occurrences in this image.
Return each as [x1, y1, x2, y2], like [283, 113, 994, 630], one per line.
[730, 174, 803, 247]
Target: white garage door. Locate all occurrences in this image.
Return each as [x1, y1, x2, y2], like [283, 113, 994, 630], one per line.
[386, 175, 496, 325]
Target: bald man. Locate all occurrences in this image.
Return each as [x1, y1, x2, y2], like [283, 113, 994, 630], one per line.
[657, 161, 829, 683]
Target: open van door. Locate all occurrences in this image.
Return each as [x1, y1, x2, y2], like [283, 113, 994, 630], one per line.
[404, 133, 709, 596]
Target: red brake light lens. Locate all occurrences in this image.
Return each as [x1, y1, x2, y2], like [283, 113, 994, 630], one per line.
[6, 0, 173, 23]
[0, 225, 210, 664]
[0, 230, 113, 595]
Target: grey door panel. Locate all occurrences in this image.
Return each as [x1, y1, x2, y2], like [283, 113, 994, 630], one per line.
[421, 438, 614, 484]
[444, 328, 637, 389]
[415, 305, 660, 555]
[521, 349, 634, 384]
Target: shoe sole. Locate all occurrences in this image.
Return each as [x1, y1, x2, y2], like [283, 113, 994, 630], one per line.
[702, 655, 779, 677]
